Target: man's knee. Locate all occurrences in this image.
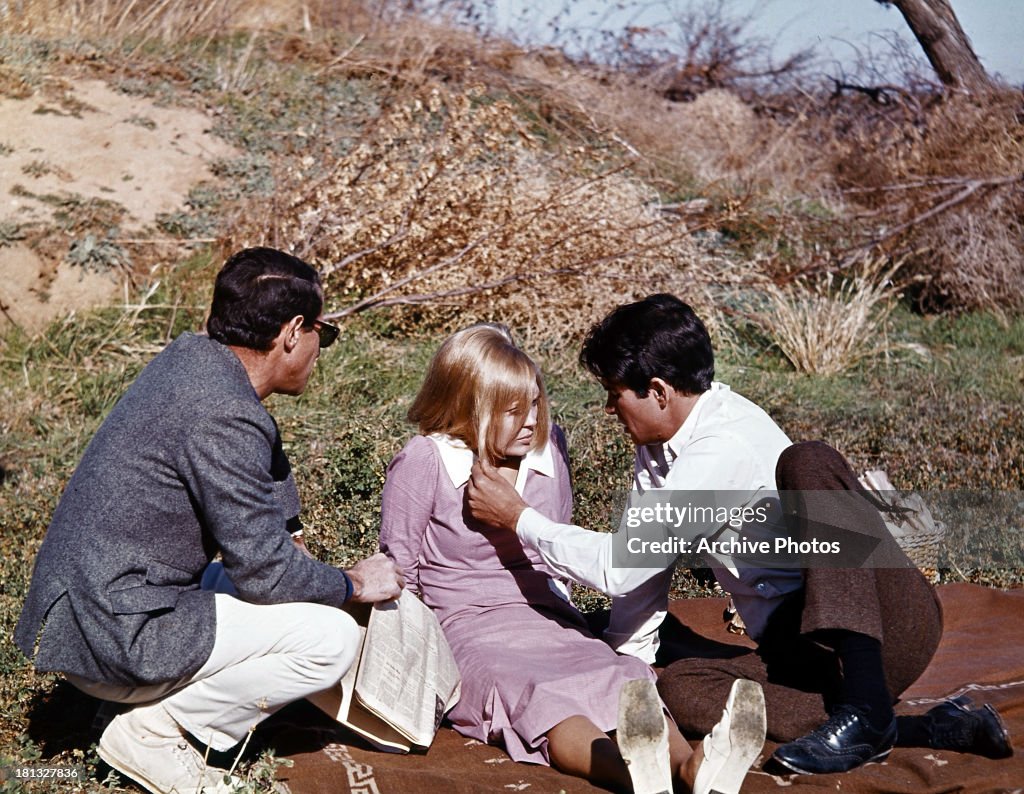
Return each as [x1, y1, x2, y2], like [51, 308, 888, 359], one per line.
[776, 441, 855, 491]
[212, 596, 362, 689]
[236, 601, 363, 690]
[657, 656, 762, 736]
[297, 607, 361, 685]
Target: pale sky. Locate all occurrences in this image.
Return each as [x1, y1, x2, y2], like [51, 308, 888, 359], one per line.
[483, 0, 1024, 85]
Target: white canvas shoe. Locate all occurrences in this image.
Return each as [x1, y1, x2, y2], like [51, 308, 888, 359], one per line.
[98, 702, 239, 794]
[617, 679, 673, 794]
[692, 679, 766, 794]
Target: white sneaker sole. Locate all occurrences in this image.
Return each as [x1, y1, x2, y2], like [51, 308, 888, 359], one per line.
[701, 679, 766, 794]
[617, 679, 673, 794]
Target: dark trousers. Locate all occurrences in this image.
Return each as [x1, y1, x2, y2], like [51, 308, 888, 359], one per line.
[657, 441, 943, 742]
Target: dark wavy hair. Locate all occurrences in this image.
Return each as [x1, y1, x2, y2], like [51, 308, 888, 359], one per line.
[206, 247, 323, 351]
[579, 293, 714, 397]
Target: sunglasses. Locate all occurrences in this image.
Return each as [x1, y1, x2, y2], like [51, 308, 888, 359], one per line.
[309, 319, 340, 349]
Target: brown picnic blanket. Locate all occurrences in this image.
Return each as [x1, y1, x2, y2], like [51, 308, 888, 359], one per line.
[258, 583, 1023, 793]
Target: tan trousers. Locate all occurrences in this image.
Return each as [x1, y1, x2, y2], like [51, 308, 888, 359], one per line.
[69, 594, 360, 750]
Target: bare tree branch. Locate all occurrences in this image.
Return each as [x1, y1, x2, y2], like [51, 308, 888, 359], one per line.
[318, 227, 411, 279]
[325, 235, 488, 318]
[840, 173, 1022, 265]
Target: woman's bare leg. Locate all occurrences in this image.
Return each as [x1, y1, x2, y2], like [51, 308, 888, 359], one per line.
[548, 713, 699, 792]
[547, 715, 633, 791]
[669, 718, 701, 787]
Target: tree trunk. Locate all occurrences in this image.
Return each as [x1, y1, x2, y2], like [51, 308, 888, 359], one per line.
[879, 0, 995, 92]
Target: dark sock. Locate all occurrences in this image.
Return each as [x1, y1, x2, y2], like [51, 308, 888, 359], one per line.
[833, 631, 895, 731]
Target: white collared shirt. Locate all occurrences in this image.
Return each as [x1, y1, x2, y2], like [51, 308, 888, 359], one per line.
[516, 382, 799, 662]
[427, 433, 556, 495]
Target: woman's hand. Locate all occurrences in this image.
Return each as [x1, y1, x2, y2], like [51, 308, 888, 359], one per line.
[467, 459, 528, 531]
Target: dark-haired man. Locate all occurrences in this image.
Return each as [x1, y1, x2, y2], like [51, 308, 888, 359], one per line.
[467, 293, 1010, 778]
[16, 247, 404, 794]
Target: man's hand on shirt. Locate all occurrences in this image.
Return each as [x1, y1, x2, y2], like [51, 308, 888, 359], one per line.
[346, 552, 405, 603]
[467, 460, 527, 532]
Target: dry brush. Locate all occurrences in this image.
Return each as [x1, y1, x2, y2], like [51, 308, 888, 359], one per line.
[227, 84, 736, 339]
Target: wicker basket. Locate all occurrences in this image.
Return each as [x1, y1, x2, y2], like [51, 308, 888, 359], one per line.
[859, 469, 946, 582]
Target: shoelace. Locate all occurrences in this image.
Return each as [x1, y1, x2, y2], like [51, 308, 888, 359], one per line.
[932, 711, 977, 747]
[172, 739, 224, 790]
[800, 709, 870, 746]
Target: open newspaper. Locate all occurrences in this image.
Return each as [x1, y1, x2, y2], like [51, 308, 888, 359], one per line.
[307, 590, 462, 753]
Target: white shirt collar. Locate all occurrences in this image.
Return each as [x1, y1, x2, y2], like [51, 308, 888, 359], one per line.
[427, 432, 556, 494]
[658, 382, 726, 460]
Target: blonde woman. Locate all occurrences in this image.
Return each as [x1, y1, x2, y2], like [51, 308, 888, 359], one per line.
[379, 324, 757, 793]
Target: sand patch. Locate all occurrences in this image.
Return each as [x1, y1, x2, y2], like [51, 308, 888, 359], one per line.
[0, 243, 119, 331]
[0, 78, 237, 333]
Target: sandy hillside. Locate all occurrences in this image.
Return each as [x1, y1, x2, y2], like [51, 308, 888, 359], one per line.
[0, 78, 237, 333]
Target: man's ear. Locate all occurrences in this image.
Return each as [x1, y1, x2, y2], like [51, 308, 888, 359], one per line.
[648, 377, 673, 407]
[281, 315, 305, 352]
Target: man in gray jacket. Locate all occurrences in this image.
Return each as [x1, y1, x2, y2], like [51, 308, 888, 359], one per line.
[16, 247, 404, 794]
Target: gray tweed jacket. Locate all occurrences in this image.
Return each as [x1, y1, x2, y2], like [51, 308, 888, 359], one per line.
[15, 333, 350, 687]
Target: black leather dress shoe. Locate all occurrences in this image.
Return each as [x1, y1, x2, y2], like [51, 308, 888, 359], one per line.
[772, 705, 896, 775]
[927, 695, 1013, 759]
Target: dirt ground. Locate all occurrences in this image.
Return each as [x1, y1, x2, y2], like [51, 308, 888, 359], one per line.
[0, 77, 237, 333]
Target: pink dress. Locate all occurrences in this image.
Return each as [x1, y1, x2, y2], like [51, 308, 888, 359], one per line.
[378, 428, 655, 764]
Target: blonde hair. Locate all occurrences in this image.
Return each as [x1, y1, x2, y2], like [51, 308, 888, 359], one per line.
[409, 323, 551, 464]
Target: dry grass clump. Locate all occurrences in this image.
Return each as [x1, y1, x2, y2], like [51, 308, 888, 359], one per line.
[404, 0, 823, 195]
[923, 188, 1024, 314]
[755, 259, 900, 375]
[900, 94, 1024, 312]
[1, 0, 234, 44]
[827, 91, 1024, 312]
[0, 0, 388, 50]
[488, 52, 827, 199]
[227, 84, 730, 339]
